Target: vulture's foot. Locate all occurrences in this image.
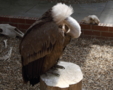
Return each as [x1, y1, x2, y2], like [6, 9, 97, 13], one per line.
[53, 64, 65, 69]
[49, 71, 59, 76]
[46, 70, 60, 76]
[45, 65, 65, 77]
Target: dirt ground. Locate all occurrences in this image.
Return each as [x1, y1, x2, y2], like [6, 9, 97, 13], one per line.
[0, 35, 113, 90]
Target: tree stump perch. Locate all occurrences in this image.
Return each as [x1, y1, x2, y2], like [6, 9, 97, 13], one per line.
[40, 61, 83, 90]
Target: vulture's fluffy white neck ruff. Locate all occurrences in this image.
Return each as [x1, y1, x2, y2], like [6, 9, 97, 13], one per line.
[52, 3, 73, 24]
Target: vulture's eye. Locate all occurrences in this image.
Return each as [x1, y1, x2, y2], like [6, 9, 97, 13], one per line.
[0, 29, 2, 32]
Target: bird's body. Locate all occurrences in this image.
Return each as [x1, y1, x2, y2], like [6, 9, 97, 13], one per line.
[20, 3, 81, 86]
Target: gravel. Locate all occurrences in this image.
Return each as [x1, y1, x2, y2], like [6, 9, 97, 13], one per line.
[0, 35, 113, 90]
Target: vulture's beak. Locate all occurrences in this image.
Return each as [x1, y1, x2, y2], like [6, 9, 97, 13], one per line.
[64, 16, 81, 38]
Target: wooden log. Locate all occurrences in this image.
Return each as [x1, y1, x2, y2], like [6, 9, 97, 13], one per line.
[40, 61, 83, 90]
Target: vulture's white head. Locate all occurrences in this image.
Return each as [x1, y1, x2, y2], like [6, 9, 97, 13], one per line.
[52, 3, 81, 38]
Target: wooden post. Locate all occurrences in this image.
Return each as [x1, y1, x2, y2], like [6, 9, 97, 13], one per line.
[40, 61, 83, 90]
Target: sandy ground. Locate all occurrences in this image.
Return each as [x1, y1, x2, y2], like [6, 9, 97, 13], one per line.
[0, 35, 113, 90]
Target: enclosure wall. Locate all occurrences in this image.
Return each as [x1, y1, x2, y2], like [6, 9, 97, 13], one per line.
[0, 15, 113, 39]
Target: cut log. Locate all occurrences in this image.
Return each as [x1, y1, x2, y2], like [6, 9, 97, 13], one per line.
[40, 61, 83, 90]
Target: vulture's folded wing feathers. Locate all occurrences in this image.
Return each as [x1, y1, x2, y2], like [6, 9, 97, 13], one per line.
[20, 21, 64, 65]
[20, 21, 64, 85]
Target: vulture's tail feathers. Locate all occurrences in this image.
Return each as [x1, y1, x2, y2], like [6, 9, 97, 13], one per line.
[22, 66, 29, 83]
[22, 58, 44, 86]
[22, 66, 40, 86]
[52, 3, 73, 24]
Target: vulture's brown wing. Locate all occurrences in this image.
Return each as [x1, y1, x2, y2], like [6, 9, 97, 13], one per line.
[20, 21, 64, 85]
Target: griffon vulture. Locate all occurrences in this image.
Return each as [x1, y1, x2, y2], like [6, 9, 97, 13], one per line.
[20, 3, 81, 86]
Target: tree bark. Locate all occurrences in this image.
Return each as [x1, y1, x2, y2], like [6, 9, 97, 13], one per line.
[40, 61, 83, 90]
